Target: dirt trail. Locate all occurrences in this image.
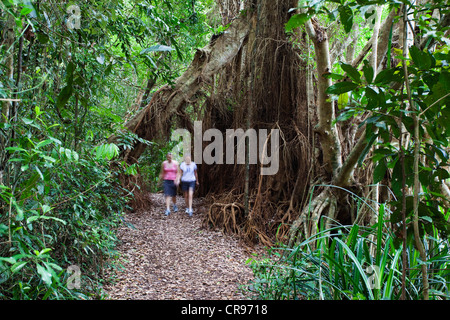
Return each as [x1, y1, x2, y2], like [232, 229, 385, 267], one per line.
[103, 193, 260, 300]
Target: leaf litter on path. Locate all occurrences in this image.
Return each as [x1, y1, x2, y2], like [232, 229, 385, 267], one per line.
[102, 193, 261, 300]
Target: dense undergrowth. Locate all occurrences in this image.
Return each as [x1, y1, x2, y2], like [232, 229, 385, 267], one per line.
[245, 203, 450, 300]
[0, 0, 213, 299]
[0, 112, 133, 299]
[1, 0, 450, 301]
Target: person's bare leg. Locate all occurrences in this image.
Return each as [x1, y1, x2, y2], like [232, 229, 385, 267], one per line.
[184, 191, 188, 209]
[172, 196, 178, 211]
[188, 188, 194, 211]
[165, 196, 171, 211]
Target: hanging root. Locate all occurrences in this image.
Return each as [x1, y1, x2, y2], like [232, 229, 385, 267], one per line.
[203, 189, 289, 247]
[288, 188, 338, 249]
[203, 191, 245, 237]
[118, 0, 318, 247]
[201, 122, 312, 247]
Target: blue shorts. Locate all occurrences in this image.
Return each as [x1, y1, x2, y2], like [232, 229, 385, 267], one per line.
[163, 180, 177, 197]
[181, 181, 196, 192]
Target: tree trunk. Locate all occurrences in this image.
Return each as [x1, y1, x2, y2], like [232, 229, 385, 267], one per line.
[116, 0, 390, 247]
[112, 0, 313, 246]
[288, 7, 396, 247]
[305, 18, 342, 178]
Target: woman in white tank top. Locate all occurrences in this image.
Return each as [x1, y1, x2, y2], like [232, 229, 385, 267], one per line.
[177, 155, 199, 216]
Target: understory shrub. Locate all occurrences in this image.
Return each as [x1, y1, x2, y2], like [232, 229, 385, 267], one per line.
[0, 110, 132, 299]
[245, 215, 450, 300]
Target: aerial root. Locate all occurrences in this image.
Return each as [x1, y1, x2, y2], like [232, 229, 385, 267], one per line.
[288, 188, 338, 250]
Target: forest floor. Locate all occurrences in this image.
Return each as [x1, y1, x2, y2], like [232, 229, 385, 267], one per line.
[102, 193, 263, 300]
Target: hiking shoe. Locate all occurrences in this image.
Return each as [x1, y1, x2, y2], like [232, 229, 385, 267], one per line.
[173, 205, 178, 212]
[164, 209, 170, 216]
[185, 208, 189, 214]
[188, 209, 193, 217]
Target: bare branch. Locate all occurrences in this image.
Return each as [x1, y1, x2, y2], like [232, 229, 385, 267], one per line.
[351, 7, 397, 69]
[332, 128, 369, 187]
[305, 18, 342, 176]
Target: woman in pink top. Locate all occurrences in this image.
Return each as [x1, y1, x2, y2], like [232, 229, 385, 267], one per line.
[159, 152, 179, 216]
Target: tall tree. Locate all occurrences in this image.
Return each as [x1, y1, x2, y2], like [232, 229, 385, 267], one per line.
[113, 0, 311, 245]
[116, 0, 450, 260]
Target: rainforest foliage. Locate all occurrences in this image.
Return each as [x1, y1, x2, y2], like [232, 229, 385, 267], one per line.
[1, 0, 449, 300]
[0, 0, 214, 299]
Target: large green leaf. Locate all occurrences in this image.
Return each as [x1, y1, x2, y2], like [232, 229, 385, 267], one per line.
[55, 85, 72, 110]
[36, 32, 49, 44]
[374, 68, 395, 84]
[337, 92, 349, 109]
[373, 161, 387, 184]
[95, 143, 119, 161]
[36, 264, 52, 286]
[35, 139, 54, 149]
[439, 71, 450, 91]
[285, 13, 310, 32]
[326, 81, 358, 95]
[340, 62, 361, 83]
[338, 5, 353, 33]
[362, 60, 374, 84]
[11, 261, 27, 273]
[0, 257, 16, 264]
[56, 62, 75, 110]
[364, 87, 380, 109]
[357, 133, 377, 167]
[374, 65, 404, 85]
[12, 198, 24, 221]
[65, 62, 75, 84]
[382, 248, 402, 299]
[409, 46, 432, 70]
